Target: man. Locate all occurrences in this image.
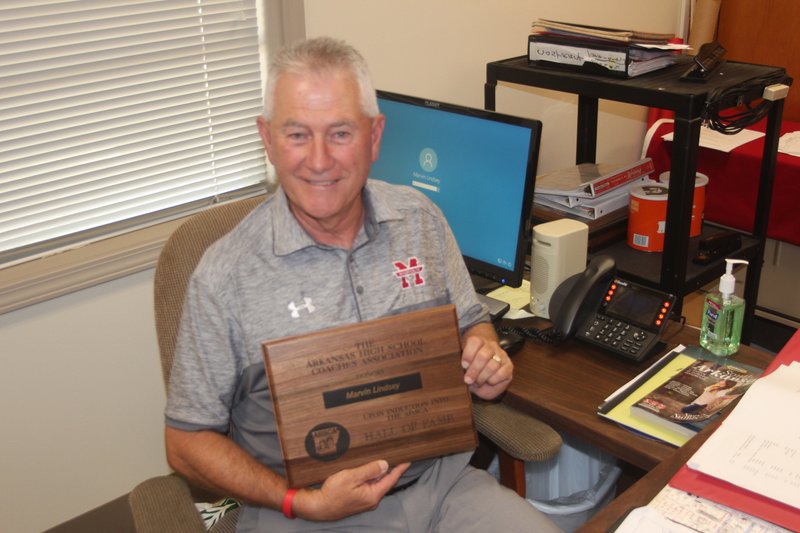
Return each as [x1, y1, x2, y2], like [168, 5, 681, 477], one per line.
[165, 36, 560, 532]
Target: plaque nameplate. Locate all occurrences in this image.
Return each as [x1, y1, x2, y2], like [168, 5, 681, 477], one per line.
[262, 304, 477, 488]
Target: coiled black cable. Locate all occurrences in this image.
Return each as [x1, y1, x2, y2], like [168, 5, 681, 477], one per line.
[703, 71, 787, 134]
[497, 325, 563, 345]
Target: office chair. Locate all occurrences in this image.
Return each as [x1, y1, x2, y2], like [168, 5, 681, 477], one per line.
[129, 194, 561, 532]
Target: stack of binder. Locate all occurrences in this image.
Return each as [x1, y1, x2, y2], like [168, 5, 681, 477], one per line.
[532, 157, 654, 221]
[528, 19, 684, 78]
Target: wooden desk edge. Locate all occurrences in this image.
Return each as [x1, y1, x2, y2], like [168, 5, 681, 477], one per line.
[578, 413, 723, 532]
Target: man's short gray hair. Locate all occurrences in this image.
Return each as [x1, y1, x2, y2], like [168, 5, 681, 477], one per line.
[263, 37, 379, 120]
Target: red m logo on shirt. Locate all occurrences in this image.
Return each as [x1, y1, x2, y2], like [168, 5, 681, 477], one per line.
[393, 257, 425, 289]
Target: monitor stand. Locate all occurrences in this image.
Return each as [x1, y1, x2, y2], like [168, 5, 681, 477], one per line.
[470, 273, 509, 321]
[476, 293, 510, 322]
[470, 273, 502, 294]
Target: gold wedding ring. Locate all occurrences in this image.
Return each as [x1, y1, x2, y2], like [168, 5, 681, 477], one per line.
[492, 354, 502, 364]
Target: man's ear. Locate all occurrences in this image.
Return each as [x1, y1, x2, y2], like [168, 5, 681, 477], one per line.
[256, 115, 273, 160]
[370, 114, 386, 163]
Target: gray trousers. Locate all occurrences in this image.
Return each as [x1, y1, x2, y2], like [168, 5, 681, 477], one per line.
[239, 452, 562, 532]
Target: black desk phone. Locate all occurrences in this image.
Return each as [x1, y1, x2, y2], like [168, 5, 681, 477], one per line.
[552, 255, 676, 361]
[501, 255, 676, 362]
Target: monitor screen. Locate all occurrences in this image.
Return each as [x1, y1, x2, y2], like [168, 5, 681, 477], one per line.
[372, 90, 542, 288]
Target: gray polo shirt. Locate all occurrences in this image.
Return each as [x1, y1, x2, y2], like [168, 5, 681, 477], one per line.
[165, 179, 487, 487]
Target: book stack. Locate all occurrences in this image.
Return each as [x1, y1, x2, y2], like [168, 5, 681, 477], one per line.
[528, 19, 683, 78]
[533, 157, 654, 221]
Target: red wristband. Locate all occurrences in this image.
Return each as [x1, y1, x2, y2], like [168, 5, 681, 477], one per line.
[282, 488, 298, 519]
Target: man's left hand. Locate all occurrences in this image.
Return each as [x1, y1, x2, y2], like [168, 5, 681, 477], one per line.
[460, 323, 513, 400]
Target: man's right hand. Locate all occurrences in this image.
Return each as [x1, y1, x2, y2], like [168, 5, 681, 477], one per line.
[292, 460, 411, 521]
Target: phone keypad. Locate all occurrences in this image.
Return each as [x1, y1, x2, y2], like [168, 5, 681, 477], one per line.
[581, 314, 652, 357]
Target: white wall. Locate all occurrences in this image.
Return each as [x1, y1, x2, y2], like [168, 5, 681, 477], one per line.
[305, 0, 682, 172]
[0, 2, 682, 530]
[1, 269, 168, 532]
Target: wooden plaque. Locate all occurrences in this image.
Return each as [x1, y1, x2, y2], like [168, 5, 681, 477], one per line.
[262, 304, 477, 488]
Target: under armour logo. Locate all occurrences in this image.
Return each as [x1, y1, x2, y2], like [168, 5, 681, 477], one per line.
[288, 297, 315, 318]
[393, 257, 425, 289]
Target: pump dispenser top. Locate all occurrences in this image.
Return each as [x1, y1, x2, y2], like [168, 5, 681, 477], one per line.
[719, 258, 748, 299]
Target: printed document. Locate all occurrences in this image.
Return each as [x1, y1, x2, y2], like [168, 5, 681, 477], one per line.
[687, 361, 800, 509]
[616, 485, 791, 533]
[663, 126, 764, 153]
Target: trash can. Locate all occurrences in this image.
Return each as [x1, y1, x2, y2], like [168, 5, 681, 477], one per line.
[488, 432, 621, 532]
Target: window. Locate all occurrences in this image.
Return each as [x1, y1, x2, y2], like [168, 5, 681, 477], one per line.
[0, 0, 271, 267]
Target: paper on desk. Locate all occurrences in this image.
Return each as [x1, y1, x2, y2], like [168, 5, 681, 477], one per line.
[614, 506, 695, 533]
[504, 307, 535, 319]
[617, 485, 792, 533]
[687, 361, 800, 510]
[663, 126, 764, 153]
[779, 131, 800, 156]
[487, 280, 534, 319]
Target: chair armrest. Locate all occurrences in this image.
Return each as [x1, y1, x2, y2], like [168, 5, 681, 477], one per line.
[472, 399, 562, 462]
[129, 475, 207, 533]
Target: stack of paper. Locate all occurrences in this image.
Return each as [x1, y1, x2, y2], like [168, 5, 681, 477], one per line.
[686, 361, 800, 510]
[616, 485, 789, 532]
[531, 19, 675, 45]
[528, 20, 685, 78]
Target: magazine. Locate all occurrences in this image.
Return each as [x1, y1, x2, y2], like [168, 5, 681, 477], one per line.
[631, 354, 762, 437]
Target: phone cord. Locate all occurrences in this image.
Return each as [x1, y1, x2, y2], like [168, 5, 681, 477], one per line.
[497, 325, 563, 345]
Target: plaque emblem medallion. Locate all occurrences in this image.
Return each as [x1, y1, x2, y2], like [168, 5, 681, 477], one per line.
[305, 422, 350, 461]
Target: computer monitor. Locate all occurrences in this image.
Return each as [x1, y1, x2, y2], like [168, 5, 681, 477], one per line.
[372, 90, 542, 288]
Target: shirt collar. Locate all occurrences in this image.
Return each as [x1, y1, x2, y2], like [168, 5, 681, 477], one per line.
[271, 180, 404, 256]
[364, 178, 405, 225]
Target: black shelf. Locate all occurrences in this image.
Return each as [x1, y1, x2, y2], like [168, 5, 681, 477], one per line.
[589, 225, 759, 296]
[486, 55, 791, 343]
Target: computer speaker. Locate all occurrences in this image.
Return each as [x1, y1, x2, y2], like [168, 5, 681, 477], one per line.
[530, 219, 589, 318]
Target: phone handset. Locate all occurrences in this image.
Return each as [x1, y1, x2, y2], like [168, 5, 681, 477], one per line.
[496, 255, 616, 346]
[550, 255, 616, 340]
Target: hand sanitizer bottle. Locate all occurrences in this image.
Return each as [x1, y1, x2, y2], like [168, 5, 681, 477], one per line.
[699, 258, 748, 356]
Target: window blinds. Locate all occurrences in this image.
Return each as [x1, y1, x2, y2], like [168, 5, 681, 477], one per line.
[0, 0, 269, 263]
